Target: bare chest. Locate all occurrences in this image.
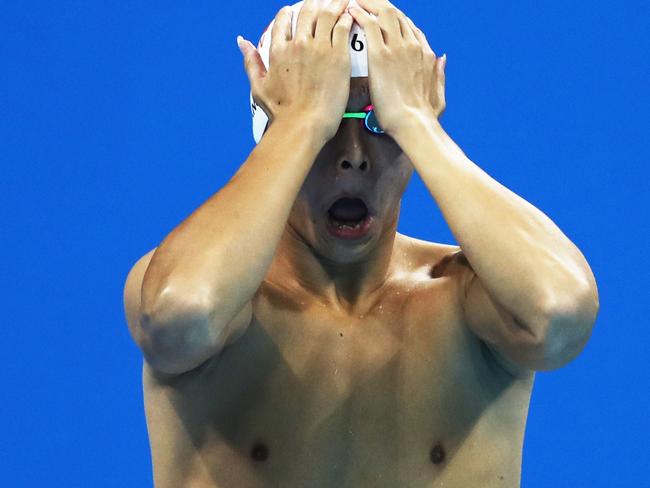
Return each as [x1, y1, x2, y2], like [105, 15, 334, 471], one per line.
[143, 280, 533, 487]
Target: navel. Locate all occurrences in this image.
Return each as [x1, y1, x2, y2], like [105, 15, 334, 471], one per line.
[429, 442, 446, 465]
[250, 441, 269, 462]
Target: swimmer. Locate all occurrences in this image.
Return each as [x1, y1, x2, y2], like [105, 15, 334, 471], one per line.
[123, 0, 599, 486]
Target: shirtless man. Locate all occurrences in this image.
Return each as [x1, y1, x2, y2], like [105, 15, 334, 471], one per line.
[122, 0, 599, 486]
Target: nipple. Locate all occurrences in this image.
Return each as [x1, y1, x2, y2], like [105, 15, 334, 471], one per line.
[430, 442, 446, 465]
[250, 441, 269, 462]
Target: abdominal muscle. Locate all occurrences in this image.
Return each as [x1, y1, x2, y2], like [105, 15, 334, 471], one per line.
[142, 243, 535, 488]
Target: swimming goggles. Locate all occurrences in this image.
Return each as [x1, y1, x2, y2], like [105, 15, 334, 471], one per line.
[342, 104, 385, 134]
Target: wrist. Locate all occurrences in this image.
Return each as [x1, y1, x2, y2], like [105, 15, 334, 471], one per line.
[265, 113, 331, 150]
[390, 107, 443, 145]
[269, 112, 338, 141]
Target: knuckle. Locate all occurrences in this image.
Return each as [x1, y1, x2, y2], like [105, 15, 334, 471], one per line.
[324, 4, 340, 15]
[275, 6, 291, 20]
[300, 5, 315, 15]
[334, 18, 348, 29]
[381, 6, 399, 16]
[404, 46, 418, 58]
[372, 45, 389, 58]
[294, 37, 308, 49]
[318, 10, 338, 23]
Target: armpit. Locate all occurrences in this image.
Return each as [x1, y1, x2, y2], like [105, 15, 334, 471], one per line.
[429, 247, 471, 279]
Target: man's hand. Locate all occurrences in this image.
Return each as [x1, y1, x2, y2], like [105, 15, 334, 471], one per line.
[348, 0, 446, 136]
[237, 0, 354, 141]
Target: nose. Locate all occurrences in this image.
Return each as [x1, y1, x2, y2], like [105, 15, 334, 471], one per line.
[337, 119, 370, 172]
[339, 159, 369, 172]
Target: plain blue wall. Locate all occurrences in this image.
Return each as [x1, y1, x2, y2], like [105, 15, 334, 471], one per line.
[2, 1, 648, 486]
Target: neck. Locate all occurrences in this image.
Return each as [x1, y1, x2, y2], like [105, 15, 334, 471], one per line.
[268, 212, 401, 314]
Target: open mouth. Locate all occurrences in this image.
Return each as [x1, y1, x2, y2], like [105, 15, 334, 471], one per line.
[326, 197, 373, 238]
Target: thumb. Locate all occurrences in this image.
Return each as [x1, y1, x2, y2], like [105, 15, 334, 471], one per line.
[237, 36, 266, 86]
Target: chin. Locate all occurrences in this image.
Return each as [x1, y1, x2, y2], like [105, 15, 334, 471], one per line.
[316, 217, 380, 264]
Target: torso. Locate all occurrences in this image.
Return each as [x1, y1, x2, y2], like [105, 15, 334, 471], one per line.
[142, 233, 535, 487]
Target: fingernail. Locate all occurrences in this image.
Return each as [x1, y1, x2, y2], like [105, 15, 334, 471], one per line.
[236, 35, 244, 51]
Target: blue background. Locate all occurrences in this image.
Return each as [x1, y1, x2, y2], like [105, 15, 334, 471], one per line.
[2, 0, 648, 486]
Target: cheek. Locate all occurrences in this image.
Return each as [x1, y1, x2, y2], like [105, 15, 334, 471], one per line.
[292, 188, 324, 227]
[376, 163, 412, 201]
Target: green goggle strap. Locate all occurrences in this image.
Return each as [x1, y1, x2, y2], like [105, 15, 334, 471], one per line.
[342, 105, 384, 133]
[342, 112, 367, 119]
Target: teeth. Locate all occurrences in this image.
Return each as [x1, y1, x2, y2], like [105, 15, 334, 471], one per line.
[335, 220, 363, 230]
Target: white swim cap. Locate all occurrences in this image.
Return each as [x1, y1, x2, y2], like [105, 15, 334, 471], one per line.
[250, 0, 370, 144]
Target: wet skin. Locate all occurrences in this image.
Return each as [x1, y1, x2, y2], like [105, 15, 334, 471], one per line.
[136, 78, 536, 487]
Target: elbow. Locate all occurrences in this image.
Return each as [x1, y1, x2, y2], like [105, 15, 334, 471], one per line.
[532, 282, 600, 371]
[139, 290, 225, 375]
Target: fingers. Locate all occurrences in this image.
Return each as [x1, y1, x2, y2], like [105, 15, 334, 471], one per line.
[355, 0, 398, 15]
[271, 6, 293, 45]
[314, 0, 350, 44]
[397, 15, 417, 44]
[237, 36, 266, 88]
[352, 0, 402, 44]
[437, 54, 447, 90]
[435, 56, 447, 116]
[438, 54, 447, 76]
[347, 5, 384, 50]
[332, 10, 354, 51]
[295, 0, 319, 41]
[404, 16, 435, 56]
[353, 0, 423, 48]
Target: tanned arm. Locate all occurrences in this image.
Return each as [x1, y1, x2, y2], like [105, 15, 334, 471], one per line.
[133, 119, 326, 375]
[124, 1, 354, 375]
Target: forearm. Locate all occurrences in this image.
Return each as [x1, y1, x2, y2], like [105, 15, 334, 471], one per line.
[393, 111, 598, 329]
[141, 117, 326, 327]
